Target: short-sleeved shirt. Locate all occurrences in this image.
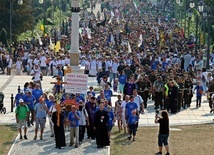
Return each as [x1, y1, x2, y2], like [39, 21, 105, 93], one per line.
[128, 115, 138, 125]
[158, 118, 169, 135]
[68, 111, 80, 127]
[15, 93, 24, 106]
[23, 94, 36, 109]
[32, 89, 43, 103]
[15, 105, 29, 120]
[34, 103, 47, 118]
[134, 95, 144, 111]
[125, 102, 138, 117]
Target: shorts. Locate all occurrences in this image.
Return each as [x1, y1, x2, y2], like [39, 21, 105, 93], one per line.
[158, 134, 169, 146]
[108, 125, 113, 131]
[36, 117, 46, 129]
[17, 120, 27, 129]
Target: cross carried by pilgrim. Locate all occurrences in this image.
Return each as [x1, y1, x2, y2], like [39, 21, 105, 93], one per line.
[51, 76, 67, 94]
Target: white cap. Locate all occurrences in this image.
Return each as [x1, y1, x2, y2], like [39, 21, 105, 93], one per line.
[19, 99, 24, 103]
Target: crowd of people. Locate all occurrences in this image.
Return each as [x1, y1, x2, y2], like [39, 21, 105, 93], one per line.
[3, 0, 214, 154]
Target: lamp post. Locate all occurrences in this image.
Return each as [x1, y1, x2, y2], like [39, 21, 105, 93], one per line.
[198, 0, 204, 47]
[187, 8, 192, 37]
[203, 7, 211, 69]
[176, 0, 183, 28]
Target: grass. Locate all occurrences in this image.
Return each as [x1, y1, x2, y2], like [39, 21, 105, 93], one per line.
[110, 124, 214, 155]
[0, 125, 17, 155]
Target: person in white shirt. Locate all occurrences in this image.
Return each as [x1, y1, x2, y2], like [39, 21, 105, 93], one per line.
[65, 55, 70, 66]
[40, 54, 47, 76]
[89, 57, 97, 77]
[51, 58, 58, 76]
[30, 64, 43, 89]
[133, 89, 144, 114]
[78, 100, 89, 143]
[27, 55, 33, 75]
[121, 95, 129, 134]
[15, 57, 22, 75]
[6, 54, 13, 75]
[111, 59, 119, 83]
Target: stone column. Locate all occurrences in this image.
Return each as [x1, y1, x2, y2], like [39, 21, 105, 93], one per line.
[70, 0, 84, 74]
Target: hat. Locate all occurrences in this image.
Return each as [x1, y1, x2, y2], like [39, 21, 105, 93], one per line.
[19, 99, 24, 103]
[20, 89, 24, 94]
[174, 54, 177, 57]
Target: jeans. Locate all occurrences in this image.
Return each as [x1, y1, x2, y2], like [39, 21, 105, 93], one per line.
[196, 96, 202, 107]
[79, 125, 86, 142]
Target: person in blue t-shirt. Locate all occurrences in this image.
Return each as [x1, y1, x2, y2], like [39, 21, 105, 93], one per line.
[76, 93, 85, 103]
[87, 86, 96, 97]
[125, 95, 139, 121]
[194, 81, 203, 108]
[107, 106, 115, 139]
[14, 90, 24, 107]
[127, 109, 138, 141]
[68, 105, 80, 148]
[33, 97, 48, 140]
[23, 91, 36, 126]
[32, 84, 43, 104]
[104, 84, 113, 103]
[118, 71, 127, 94]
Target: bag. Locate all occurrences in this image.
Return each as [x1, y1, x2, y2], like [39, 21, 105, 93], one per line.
[202, 75, 206, 82]
[199, 89, 203, 95]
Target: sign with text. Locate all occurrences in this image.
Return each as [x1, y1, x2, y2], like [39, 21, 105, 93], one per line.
[65, 73, 88, 94]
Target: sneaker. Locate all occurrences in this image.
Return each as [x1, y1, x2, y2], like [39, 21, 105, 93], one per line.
[127, 136, 131, 140]
[75, 144, 78, 148]
[133, 138, 135, 141]
[40, 136, 43, 140]
[33, 136, 37, 140]
[50, 134, 54, 137]
[20, 135, 22, 140]
[165, 153, 170, 155]
[156, 152, 162, 155]
[24, 135, 28, 139]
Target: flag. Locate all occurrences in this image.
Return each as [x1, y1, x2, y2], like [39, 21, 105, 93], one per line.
[55, 41, 61, 52]
[108, 11, 115, 24]
[86, 27, 92, 39]
[133, 0, 140, 13]
[40, 20, 46, 34]
[200, 33, 204, 45]
[49, 38, 54, 50]
[128, 42, 132, 53]
[36, 32, 43, 45]
[138, 34, 142, 47]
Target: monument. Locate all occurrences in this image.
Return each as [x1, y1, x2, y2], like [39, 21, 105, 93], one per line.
[68, 0, 84, 74]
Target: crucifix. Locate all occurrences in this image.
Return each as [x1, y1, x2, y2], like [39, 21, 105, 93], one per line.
[50, 75, 67, 102]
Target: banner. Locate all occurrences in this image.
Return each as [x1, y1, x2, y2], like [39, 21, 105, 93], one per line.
[65, 73, 88, 94]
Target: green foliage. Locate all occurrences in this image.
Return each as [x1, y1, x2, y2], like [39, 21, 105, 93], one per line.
[0, 0, 34, 42]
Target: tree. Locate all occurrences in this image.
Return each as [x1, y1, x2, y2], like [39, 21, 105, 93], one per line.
[0, 0, 34, 42]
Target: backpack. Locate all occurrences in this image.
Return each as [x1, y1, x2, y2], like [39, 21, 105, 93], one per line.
[17, 104, 28, 114]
